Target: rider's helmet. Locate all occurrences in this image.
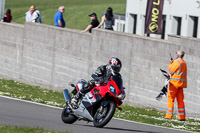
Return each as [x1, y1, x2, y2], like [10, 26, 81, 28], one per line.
[108, 57, 122, 74]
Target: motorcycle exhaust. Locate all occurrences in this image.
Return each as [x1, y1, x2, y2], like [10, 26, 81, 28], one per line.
[63, 89, 71, 102]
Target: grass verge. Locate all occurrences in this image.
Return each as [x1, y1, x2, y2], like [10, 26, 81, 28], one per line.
[0, 79, 200, 132]
[0, 125, 70, 133]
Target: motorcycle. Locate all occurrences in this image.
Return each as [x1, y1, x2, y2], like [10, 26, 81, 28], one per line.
[156, 69, 171, 101]
[61, 74, 125, 128]
[156, 55, 173, 100]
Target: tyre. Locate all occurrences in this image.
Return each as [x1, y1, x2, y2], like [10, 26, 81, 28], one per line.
[93, 100, 116, 128]
[61, 105, 78, 124]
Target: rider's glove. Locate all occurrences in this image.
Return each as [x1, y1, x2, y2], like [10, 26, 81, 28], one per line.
[118, 88, 126, 100]
[118, 93, 126, 100]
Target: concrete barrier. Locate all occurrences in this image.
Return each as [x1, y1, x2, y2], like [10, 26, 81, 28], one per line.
[0, 22, 24, 80]
[0, 22, 199, 117]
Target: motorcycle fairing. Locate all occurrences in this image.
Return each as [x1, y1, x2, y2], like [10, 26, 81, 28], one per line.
[72, 102, 94, 121]
[71, 90, 102, 121]
[76, 79, 87, 91]
[97, 80, 121, 98]
[89, 88, 102, 101]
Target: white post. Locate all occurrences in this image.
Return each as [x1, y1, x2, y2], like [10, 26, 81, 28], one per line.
[0, 0, 5, 20]
[125, 13, 134, 33]
[136, 14, 145, 36]
[198, 17, 200, 38]
[181, 15, 189, 37]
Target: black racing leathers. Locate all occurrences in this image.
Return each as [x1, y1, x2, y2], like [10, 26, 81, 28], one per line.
[80, 65, 123, 94]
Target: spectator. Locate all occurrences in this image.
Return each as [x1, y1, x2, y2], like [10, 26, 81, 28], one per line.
[96, 7, 115, 30]
[31, 5, 42, 23]
[25, 5, 34, 22]
[81, 12, 99, 33]
[54, 6, 65, 28]
[2, 9, 12, 23]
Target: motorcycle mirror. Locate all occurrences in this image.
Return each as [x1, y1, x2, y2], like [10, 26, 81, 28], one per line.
[69, 83, 76, 87]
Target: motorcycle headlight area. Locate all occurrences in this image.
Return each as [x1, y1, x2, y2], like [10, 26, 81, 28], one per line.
[109, 85, 117, 96]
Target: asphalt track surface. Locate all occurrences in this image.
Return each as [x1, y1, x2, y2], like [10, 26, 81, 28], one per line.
[0, 96, 194, 133]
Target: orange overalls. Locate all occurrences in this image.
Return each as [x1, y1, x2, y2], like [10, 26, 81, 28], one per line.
[165, 58, 187, 120]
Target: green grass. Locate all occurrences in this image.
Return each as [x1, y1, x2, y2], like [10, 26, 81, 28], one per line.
[0, 125, 71, 133]
[114, 105, 200, 132]
[0, 79, 65, 107]
[0, 78, 200, 132]
[5, 0, 126, 30]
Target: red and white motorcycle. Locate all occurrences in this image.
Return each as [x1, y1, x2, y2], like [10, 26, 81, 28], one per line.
[61, 75, 125, 128]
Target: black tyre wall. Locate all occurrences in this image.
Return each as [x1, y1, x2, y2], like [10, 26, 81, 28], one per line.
[93, 101, 116, 128]
[61, 106, 78, 124]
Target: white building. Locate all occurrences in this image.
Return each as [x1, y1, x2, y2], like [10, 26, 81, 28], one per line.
[125, 0, 200, 39]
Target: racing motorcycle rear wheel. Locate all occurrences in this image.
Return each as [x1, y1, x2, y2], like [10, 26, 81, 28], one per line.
[61, 105, 78, 124]
[93, 100, 116, 128]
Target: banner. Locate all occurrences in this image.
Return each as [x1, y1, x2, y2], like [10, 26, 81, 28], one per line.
[145, 0, 164, 34]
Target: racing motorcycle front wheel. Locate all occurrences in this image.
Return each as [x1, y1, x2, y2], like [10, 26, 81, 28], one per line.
[93, 100, 116, 128]
[61, 105, 78, 124]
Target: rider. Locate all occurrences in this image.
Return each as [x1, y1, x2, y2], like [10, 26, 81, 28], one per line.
[71, 57, 125, 105]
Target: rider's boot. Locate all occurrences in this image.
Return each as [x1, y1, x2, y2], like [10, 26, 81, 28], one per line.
[71, 91, 83, 105]
[71, 81, 94, 106]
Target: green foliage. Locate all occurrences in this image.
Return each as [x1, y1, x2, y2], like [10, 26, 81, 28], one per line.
[5, 0, 126, 30]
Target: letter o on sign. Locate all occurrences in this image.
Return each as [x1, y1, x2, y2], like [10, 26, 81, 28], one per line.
[152, 8, 159, 15]
[149, 22, 158, 32]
